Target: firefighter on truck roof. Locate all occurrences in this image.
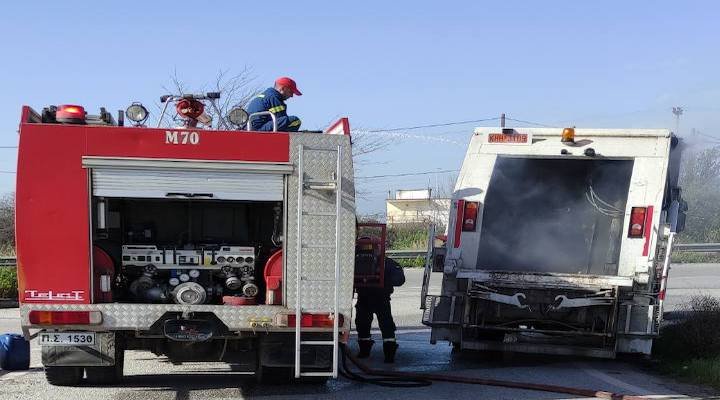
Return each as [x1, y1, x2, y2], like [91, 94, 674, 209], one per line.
[245, 77, 302, 132]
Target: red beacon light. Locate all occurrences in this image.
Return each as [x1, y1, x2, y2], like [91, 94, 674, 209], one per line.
[55, 104, 86, 124]
[176, 98, 211, 127]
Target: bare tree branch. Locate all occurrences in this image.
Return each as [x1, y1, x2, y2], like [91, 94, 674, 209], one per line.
[152, 67, 261, 129]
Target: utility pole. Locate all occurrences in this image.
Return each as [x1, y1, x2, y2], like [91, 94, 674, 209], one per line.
[672, 106, 683, 135]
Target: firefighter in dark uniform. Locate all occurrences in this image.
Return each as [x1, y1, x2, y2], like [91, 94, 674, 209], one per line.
[245, 77, 302, 132]
[355, 257, 404, 363]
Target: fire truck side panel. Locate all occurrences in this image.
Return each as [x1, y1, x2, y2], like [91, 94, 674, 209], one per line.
[285, 133, 356, 315]
[16, 123, 92, 304]
[85, 126, 290, 163]
[17, 115, 355, 332]
[16, 119, 291, 306]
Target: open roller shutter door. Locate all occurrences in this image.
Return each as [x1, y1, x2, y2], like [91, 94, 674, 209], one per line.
[92, 168, 284, 201]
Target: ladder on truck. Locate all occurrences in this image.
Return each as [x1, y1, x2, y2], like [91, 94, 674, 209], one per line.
[294, 144, 342, 379]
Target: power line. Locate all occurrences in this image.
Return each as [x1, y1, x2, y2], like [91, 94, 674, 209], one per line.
[0, 147, 17, 149]
[0, 171, 16, 174]
[364, 117, 499, 133]
[505, 117, 558, 128]
[693, 130, 720, 143]
[357, 169, 459, 180]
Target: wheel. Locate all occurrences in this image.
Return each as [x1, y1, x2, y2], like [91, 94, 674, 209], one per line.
[45, 366, 83, 386]
[86, 341, 124, 385]
[256, 365, 293, 384]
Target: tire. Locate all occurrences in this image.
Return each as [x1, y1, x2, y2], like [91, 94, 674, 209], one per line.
[256, 365, 292, 384]
[45, 366, 83, 386]
[86, 342, 124, 385]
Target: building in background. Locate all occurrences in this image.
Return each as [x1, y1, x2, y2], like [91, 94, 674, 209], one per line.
[386, 189, 450, 229]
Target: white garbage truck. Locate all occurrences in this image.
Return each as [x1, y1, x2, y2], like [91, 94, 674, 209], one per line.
[422, 126, 686, 358]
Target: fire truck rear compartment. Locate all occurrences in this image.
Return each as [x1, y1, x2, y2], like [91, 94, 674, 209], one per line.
[92, 197, 283, 305]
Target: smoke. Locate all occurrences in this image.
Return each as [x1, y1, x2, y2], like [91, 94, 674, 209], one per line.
[476, 157, 633, 275]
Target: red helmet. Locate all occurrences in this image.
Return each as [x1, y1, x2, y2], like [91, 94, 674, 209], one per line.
[275, 77, 302, 96]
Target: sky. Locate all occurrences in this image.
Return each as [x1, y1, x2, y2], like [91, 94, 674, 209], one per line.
[1, 1, 719, 214]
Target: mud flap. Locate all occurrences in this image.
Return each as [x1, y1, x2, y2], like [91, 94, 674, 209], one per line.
[42, 332, 118, 367]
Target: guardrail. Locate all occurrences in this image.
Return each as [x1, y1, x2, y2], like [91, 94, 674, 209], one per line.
[673, 243, 720, 253]
[0, 257, 16, 267]
[386, 250, 426, 259]
[0, 244, 717, 266]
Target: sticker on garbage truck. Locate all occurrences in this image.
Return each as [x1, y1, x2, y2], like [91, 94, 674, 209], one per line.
[486, 132, 531, 144]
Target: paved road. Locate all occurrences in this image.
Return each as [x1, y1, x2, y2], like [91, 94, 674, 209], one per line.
[0, 265, 717, 399]
[663, 263, 720, 311]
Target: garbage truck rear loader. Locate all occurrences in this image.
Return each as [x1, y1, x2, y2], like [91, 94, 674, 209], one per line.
[422, 127, 686, 358]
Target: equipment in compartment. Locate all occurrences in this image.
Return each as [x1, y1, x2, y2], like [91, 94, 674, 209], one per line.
[120, 245, 258, 305]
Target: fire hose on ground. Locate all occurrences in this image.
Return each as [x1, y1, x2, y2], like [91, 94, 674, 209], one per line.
[338, 344, 646, 400]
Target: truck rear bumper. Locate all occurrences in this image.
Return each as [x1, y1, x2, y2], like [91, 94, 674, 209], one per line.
[456, 270, 634, 289]
[458, 338, 616, 358]
[20, 303, 349, 333]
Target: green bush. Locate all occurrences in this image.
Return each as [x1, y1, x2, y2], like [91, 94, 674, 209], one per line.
[654, 295, 720, 388]
[387, 223, 430, 250]
[655, 295, 720, 359]
[671, 251, 720, 263]
[396, 256, 425, 268]
[0, 267, 18, 299]
[665, 357, 720, 388]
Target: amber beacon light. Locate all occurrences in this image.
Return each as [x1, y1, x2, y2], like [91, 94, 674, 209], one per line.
[561, 127, 575, 143]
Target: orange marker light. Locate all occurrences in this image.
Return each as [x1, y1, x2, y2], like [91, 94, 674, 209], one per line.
[562, 127, 575, 143]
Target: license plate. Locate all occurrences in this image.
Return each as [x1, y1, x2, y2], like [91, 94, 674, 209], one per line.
[39, 332, 96, 346]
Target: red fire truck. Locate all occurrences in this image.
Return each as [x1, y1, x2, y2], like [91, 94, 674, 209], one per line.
[15, 96, 357, 385]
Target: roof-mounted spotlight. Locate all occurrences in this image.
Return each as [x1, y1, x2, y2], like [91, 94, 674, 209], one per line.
[125, 102, 149, 126]
[228, 107, 249, 128]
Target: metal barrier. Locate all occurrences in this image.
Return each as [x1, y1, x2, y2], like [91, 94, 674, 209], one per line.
[0, 244, 717, 266]
[386, 250, 426, 259]
[673, 243, 720, 252]
[0, 257, 16, 267]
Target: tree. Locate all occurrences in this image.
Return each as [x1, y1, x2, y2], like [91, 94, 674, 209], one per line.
[678, 146, 720, 242]
[0, 192, 14, 253]
[156, 68, 261, 129]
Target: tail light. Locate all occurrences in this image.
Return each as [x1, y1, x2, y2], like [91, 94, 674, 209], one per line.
[29, 310, 102, 325]
[462, 201, 479, 231]
[628, 207, 647, 238]
[279, 313, 344, 328]
[56, 104, 86, 124]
